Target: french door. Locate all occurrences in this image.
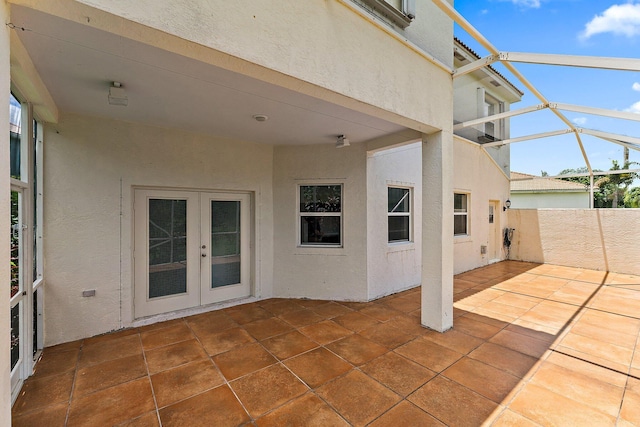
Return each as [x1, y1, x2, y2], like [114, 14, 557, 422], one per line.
[134, 189, 251, 318]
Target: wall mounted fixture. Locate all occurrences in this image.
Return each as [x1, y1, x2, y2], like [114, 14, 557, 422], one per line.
[336, 134, 350, 148]
[108, 82, 128, 106]
[253, 114, 268, 122]
[503, 199, 511, 211]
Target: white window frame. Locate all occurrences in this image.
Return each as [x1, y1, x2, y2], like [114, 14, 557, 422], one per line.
[477, 88, 505, 143]
[297, 184, 343, 248]
[387, 186, 412, 244]
[358, 0, 415, 28]
[454, 192, 470, 237]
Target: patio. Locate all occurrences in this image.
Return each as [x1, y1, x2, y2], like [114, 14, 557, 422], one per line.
[10, 261, 640, 426]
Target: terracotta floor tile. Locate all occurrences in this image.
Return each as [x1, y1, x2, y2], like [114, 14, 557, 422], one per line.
[74, 353, 147, 397]
[338, 300, 375, 310]
[260, 330, 318, 360]
[508, 383, 615, 426]
[31, 348, 79, 377]
[225, 305, 273, 325]
[145, 338, 208, 374]
[505, 322, 558, 342]
[11, 402, 68, 427]
[468, 342, 538, 379]
[479, 300, 531, 318]
[159, 385, 250, 427]
[491, 409, 541, 426]
[296, 299, 331, 308]
[421, 329, 484, 354]
[359, 304, 402, 321]
[82, 328, 139, 346]
[395, 337, 463, 372]
[325, 334, 388, 365]
[44, 339, 83, 354]
[491, 293, 541, 310]
[67, 378, 155, 427]
[316, 370, 401, 426]
[382, 295, 421, 313]
[558, 331, 634, 366]
[115, 411, 160, 426]
[185, 310, 238, 336]
[261, 299, 305, 316]
[578, 309, 640, 336]
[489, 329, 552, 358]
[311, 301, 354, 319]
[213, 342, 276, 380]
[359, 322, 416, 349]
[140, 322, 194, 350]
[385, 314, 429, 336]
[472, 306, 519, 323]
[78, 334, 143, 368]
[408, 375, 500, 427]
[198, 326, 255, 356]
[332, 311, 381, 332]
[368, 400, 444, 426]
[547, 281, 600, 305]
[544, 351, 628, 387]
[278, 309, 325, 328]
[243, 317, 293, 341]
[529, 361, 624, 417]
[299, 320, 352, 345]
[570, 320, 637, 349]
[462, 311, 510, 329]
[151, 359, 224, 408]
[137, 319, 184, 333]
[453, 315, 503, 340]
[12, 371, 74, 416]
[361, 352, 436, 396]
[554, 345, 630, 376]
[230, 364, 308, 418]
[284, 347, 352, 388]
[256, 392, 349, 427]
[621, 378, 640, 425]
[443, 357, 522, 403]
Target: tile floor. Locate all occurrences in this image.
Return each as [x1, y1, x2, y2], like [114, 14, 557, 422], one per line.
[11, 261, 640, 426]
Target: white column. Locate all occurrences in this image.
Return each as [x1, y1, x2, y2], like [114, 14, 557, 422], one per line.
[1, 1, 14, 423]
[421, 131, 454, 332]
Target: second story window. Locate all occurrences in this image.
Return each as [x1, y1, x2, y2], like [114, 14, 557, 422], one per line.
[477, 89, 505, 143]
[357, 0, 415, 28]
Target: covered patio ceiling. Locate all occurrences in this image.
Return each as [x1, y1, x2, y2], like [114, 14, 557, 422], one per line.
[9, 4, 418, 147]
[434, 0, 640, 186]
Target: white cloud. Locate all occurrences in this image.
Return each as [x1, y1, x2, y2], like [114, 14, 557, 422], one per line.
[625, 101, 640, 113]
[580, 3, 640, 39]
[572, 117, 588, 125]
[633, 82, 640, 92]
[510, 0, 541, 8]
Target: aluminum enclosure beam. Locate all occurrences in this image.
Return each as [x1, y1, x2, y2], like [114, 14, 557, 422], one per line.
[550, 103, 640, 123]
[499, 52, 640, 72]
[453, 104, 546, 130]
[579, 128, 640, 151]
[511, 169, 640, 180]
[453, 54, 499, 78]
[483, 129, 573, 147]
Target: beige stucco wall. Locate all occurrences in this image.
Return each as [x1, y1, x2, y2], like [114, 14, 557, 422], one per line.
[272, 143, 369, 301]
[453, 136, 510, 274]
[43, 113, 274, 345]
[12, 0, 452, 133]
[366, 142, 423, 300]
[1, 1, 13, 421]
[508, 209, 640, 275]
[510, 192, 590, 209]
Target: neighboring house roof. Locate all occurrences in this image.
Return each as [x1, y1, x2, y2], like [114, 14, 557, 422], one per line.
[454, 37, 524, 99]
[510, 172, 589, 193]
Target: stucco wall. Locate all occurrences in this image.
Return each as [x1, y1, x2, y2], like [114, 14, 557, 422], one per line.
[507, 209, 640, 275]
[272, 143, 368, 301]
[510, 192, 590, 209]
[366, 142, 422, 300]
[43, 113, 274, 345]
[453, 136, 510, 274]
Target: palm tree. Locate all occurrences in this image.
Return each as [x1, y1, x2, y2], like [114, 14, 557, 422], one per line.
[595, 148, 638, 208]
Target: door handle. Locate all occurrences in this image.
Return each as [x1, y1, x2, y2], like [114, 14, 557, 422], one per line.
[201, 253, 207, 258]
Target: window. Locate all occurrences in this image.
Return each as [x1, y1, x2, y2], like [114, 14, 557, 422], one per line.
[388, 187, 411, 242]
[358, 0, 415, 28]
[477, 89, 504, 143]
[299, 185, 342, 246]
[454, 193, 469, 236]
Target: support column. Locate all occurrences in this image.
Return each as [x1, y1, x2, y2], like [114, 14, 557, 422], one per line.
[421, 131, 454, 332]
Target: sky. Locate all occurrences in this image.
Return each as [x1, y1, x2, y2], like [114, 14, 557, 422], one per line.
[453, 0, 640, 178]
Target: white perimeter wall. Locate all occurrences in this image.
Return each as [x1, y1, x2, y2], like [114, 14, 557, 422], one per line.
[43, 113, 274, 345]
[510, 192, 590, 209]
[367, 143, 423, 299]
[508, 209, 640, 275]
[453, 136, 510, 274]
[272, 143, 368, 301]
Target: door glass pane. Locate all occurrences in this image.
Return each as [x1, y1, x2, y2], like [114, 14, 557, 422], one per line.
[11, 191, 20, 298]
[211, 201, 241, 288]
[9, 94, 21, 180]
[11, 303, 20, 370]
[148, 199, 187, 298]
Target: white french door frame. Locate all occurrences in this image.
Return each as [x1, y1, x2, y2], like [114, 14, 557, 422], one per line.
[133, 188, 252, 319]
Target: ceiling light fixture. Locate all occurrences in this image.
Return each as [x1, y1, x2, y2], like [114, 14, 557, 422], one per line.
[108, 82, 128, 106]
[336, 134, 350, 148]
[252, 114, 268, 122]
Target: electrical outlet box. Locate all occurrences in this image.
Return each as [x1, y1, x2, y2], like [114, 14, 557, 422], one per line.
[480, 245, 487, 255]
[82, 290, 96, 297]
